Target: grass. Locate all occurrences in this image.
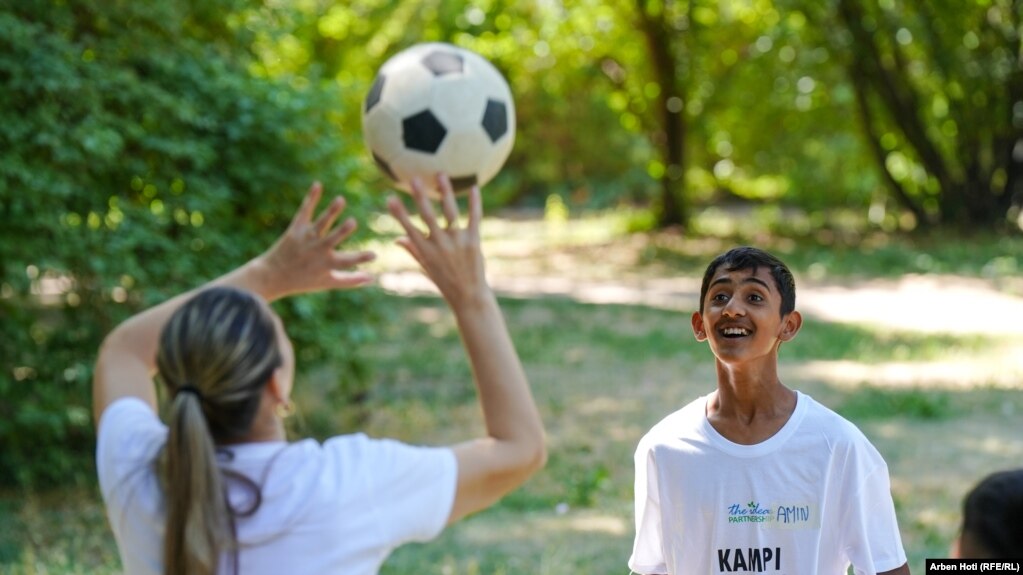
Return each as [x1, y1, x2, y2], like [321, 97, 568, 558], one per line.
[789, 322, 999, 364]
[3, 209, 1023, 574]
[0, 487, 120, 575]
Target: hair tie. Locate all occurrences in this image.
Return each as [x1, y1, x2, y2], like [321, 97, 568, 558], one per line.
[175, 385, 204, 401]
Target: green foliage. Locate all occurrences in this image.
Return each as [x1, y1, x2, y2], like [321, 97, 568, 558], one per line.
[791, 322, 995, 364]
[218, 0, 1023, 229]
[0, 0, 381, 487]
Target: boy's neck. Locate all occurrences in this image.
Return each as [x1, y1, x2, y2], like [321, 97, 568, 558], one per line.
[706, 361, 797, 445]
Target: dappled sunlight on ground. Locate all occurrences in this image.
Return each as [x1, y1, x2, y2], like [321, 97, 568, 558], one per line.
[798, 274, 1023, 336]
[371, 214, 1023, 337]
[790, 357, 1023, 389]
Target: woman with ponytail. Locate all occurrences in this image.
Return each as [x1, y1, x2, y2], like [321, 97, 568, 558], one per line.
[93, 177, 546, 575]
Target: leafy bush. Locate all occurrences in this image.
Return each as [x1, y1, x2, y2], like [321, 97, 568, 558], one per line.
[0, 1, 382, 487]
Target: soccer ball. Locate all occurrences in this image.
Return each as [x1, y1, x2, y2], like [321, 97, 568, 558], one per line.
[362, 42, 516, 196]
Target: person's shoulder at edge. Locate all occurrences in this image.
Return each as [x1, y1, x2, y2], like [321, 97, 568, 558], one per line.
[96, 396, 166, 465]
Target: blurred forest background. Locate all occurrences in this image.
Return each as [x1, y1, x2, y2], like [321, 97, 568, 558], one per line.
[1, 0, 1022, 571]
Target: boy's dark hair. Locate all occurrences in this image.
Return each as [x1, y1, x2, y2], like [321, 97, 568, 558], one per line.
[699, 247, 796, 317]
[961, 468, 1023, 558]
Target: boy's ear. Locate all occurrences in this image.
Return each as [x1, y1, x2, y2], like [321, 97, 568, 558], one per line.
[691, 312, 708, 341]
[778, 310, 802, 342]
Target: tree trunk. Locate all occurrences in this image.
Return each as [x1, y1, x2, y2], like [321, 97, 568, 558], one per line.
[1002, 0, 1023, 221]
[635, 0, 687, 229]
[848, 64, 929, 226]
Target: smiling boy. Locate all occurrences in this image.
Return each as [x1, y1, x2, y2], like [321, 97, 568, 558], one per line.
[629, 247, 910, 575]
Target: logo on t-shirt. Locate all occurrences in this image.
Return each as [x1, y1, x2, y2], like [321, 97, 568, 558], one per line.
[725, 501, 819, 529]
[727, 501, 771, 523]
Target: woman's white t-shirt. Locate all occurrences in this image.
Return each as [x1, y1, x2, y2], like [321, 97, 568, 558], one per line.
[97, 397, 457, 575]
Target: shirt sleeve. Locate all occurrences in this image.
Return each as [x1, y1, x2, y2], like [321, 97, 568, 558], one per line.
[841, 442, 908, 574]
[355, 437, 458, 545]
[95, 397, 167, 501]
[628, 437, 668, 575]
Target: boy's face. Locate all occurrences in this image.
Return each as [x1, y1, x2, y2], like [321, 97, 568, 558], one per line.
[691, 265, 801, 364]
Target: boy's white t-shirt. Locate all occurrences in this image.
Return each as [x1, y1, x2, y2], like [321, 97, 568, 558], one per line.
[97, 397, 457, 575]
[629, 391, 907, 575]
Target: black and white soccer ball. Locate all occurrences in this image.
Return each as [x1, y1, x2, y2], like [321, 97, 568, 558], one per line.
[362, 42, 516, 196]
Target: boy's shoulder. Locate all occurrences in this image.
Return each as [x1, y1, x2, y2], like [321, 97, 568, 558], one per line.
[636, 391, 879, 457]
[796, 393, 891, 469]
[636, 394, 710, 451]
[798, 393, 872, 441]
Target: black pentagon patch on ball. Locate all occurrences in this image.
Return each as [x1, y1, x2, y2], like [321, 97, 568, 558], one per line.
[449, 174, 478, 192]
[372, 151, 398, 181]
[481, 99, 508, 143]
[403, 110, 447, 153]
[365, 74, 385, 113]
[422, 50, 464, 76]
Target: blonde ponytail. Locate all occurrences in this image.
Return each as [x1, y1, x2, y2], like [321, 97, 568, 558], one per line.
[161, 392, 229, 575]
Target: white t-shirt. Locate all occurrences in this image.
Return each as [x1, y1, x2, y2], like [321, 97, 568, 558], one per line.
[629, 391, 907, 575]
[97, 397, 457, 575]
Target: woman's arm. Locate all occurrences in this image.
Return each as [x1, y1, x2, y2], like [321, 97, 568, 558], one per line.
[387, 175, 547, 524]
[92, 182, 376, 423]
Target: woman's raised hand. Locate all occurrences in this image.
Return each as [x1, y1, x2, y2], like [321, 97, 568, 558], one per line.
[387, 175, 489, 309]
[260, 182, 377, 300]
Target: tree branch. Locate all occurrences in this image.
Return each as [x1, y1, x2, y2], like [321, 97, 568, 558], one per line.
[634, 0, 687, 228]
[836, 0, 955, 195]
[848, 68, 928, 224]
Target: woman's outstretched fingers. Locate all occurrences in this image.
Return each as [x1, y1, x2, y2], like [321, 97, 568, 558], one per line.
[395, 236, 426, 267]
[409, 178, 443, 237]
[314, 196, 346, 237]
[258, 181, 380, 298]
[325, 216, 358, 247]
[438, 174, 460, 229]
[387, 195, 426, 246]
[329, 246, 377, 288]
[468, 185, 482, 237]
[290, 181, 323, 230]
